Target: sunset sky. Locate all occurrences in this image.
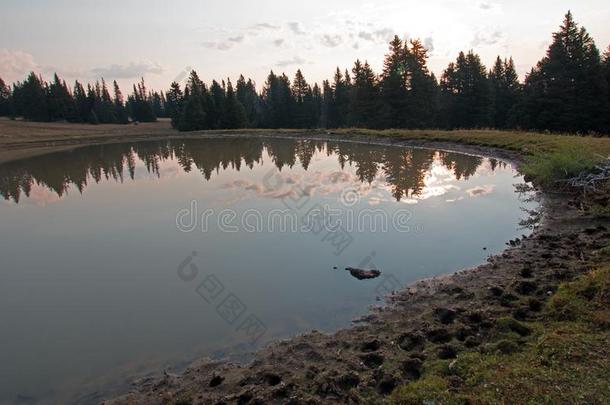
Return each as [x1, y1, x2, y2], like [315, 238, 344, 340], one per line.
[1, 0, 609, 92]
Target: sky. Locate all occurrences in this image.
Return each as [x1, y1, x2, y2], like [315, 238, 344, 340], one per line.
[1, 0, 609, 93]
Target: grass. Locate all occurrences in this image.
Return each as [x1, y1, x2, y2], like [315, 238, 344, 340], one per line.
[330, 128, 610, 157]
[390, 263, 610, 405]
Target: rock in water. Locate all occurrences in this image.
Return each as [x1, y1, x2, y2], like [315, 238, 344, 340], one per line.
[345, 267, 381, 280]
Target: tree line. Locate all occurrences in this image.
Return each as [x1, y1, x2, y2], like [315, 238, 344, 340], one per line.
[1, 12, 609, 134]
[0, 73, 163, 124]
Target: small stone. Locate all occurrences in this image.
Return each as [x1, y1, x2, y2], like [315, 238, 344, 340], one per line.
[489, 286, 504, 297]
[515, 281, 537, 295]
[426, 328, 453, 344]
[464, 336, 481, 348]
[400, 358, 422, 380]
[360, 353, 384, 368]
[528, 298, 543, 312]
[397, 333, 425, 351]
[433, 307, 458, 325]
[360, 339, 381, 352]
[262, 372, 282, 386]
[209, 374, 224, 387]
[437, 345, 458, 359]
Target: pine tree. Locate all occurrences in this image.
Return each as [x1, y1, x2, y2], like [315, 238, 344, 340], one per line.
[73, 81, 89, 122]
[47, 73, 76, 121]
[0, 77, 13, 117]
[489, 57, 521, 128]
[222, 79, 247, 129]
[349, 59, 379, 128]
[113, 80, 129, 124]
[21, 72, 48, 121]
[165, 81, 183, 128]
[604, 46, 610, 132]
[291, 69, 314, 128]
[209, 80, 226, 129]
[331, 68, 349, 127]
[177, 70, 210, 131]
[94, 79, 117, 123]
[404, 39, 439, 128]
[87, 83, 99, 123]
[520, 11, 608, 133]
[603, 45, 610, 89]
[236, 75, 259, 127]
[310, 83, 322, 128]
[261, 71, 293, 128]
[151, 91, 165, 118]
[379, 36, 409, 128]
[128, 78, 156, 122]
[88, 109, 99, 125]
[440, 51, 491, 128]
[320, 80, 335, 128]
[179, 93, 207, 131]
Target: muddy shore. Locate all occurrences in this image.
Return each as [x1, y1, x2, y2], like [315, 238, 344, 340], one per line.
[2, 120, 605, 404]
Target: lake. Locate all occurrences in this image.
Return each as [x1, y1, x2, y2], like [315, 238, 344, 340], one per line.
[0, 137, 536, 404]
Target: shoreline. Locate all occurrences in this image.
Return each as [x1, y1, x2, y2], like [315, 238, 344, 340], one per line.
[0, 119, 522, 168]
[2, 120, 608, 403]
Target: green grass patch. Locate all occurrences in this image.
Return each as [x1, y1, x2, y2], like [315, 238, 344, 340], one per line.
[391, 264, 610, 404]
[521, 146, 600, 186]
[547, 266, 610, 328]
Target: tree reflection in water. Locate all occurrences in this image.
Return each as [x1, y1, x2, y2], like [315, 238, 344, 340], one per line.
[0, 138, 504, 204]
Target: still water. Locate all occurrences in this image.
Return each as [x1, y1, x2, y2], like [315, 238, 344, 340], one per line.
[0, 138, 536, 404]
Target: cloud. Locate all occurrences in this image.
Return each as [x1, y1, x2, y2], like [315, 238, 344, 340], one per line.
[203, 40, 236, 51]
[228, 35, 244, 43]
[321, 34, 343, 47]
[0, 49, 38, 82]
[276, 56, 308, 67]
[471, 30, 504, 47]
[202, 33, 246, 51]
[90, 62, 163, 79]
[478, 2, 500, 12]
[251, 23, 281, 31]
[358, 31, 374, 41]
[357, 28, 395, 44]
[273, 39, 285, 47]
[288, 22, 307, 35]
[466, 185, 495, 197]
[424, 37, 434, 52]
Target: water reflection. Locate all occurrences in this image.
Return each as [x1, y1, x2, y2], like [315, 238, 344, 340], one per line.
[0, 138, 502, 204]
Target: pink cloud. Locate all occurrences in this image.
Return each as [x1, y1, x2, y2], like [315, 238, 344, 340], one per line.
[0, 49, 38, 82]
